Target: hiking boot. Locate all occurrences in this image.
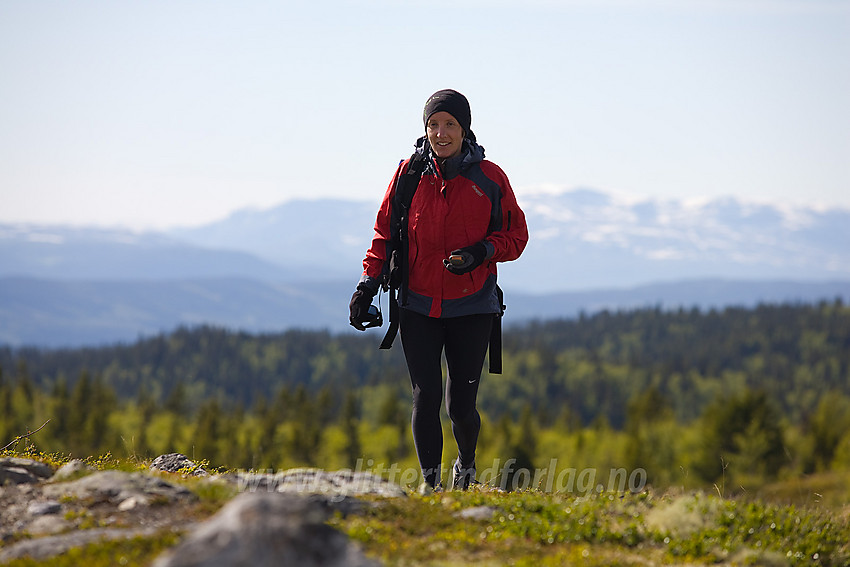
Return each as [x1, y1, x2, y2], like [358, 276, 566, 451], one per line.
[417, 481, 443, 495]
[451, 459, 478, 491]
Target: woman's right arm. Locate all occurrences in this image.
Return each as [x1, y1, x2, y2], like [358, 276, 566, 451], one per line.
[359, 160, 407, 292]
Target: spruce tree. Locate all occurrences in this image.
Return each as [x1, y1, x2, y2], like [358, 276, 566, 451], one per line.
[0, 366, 11, 447]
[49, 376, 71, 448]
[341, 391, 362, 469]
[68, 371, 93, 455]
[192, 399, 222, 466]
[135, 387, 157, 458]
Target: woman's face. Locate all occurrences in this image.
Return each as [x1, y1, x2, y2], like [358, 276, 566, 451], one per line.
[426, 111, 464, 159]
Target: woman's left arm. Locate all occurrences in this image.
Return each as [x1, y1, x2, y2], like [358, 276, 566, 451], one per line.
[481, 163, 529, 263]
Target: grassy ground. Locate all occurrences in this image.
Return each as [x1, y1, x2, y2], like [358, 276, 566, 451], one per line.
[329, 486, 850, 566]
[2, 450, 849, 566]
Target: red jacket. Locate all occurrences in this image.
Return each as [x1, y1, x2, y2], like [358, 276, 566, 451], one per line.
[361, 139, 528, 318]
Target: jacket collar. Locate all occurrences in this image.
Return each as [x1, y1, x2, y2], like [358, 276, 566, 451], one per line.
[414, 136, 485, 180]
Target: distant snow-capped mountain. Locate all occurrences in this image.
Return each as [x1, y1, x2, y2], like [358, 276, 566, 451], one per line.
[2, 189, 848, 292]
[169, 199, 379, 280]
[2, 188, 849, 347]
[515, 189, 848, 291]
[166, 189, 850, 292]
[0, 224, 293, 281]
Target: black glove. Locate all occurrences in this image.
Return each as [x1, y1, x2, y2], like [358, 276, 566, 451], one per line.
[349, 283, 377, 331]
[444, 242, 488, 275]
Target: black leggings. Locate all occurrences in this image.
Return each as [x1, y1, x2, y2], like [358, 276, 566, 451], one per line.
[399, 308, 493, 487]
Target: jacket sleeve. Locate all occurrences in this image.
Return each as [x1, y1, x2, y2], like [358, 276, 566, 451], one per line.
[482, 162, 528, 263]
[360, 160, 407, 291]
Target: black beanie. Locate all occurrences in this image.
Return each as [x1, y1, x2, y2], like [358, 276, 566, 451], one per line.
[423, 89, 473, 140]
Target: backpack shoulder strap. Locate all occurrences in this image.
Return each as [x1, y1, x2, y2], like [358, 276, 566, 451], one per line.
[380, 151, 427, 350]
[397, 152, 426, 206]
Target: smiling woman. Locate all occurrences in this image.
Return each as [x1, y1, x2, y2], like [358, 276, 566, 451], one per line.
[427, 112, 464, 159]
[349, 89, 529, 494]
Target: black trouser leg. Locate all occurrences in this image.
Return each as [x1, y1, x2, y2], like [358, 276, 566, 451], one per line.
[445, 313, 492, 470]
[400, 309, 492, 486]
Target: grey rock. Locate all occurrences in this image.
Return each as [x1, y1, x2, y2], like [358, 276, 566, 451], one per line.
[42, 470, 195, 505]
[150, 453, 207, 476]
[52, 459, 93, 480]
[27, 500, 61, 516]
[26, 514, 71, 536]
[0, 527, 160, 562]
[230, 468, 406, 498]
[3, 499, 30, 532]
[152, 491, 380, 567]
[0, 457, 54, 480]
[456, 505, 498, 521]
[118, 495, 149, 511]
[0, 466, 40, 485]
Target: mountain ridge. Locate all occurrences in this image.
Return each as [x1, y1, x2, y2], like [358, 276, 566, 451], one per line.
[2, 188, 849, 346]
[4, 188, 849, 290]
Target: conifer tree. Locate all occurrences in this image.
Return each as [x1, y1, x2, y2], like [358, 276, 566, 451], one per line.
[254, 397, 279, 469]
[0, 366, 11, 446]
[808, 392, 850, 472]
[164, 381, 187, 453]
[289, 385, 319, 466]
[272, 385, 292, 421]
[514, 405, 538, 473]
[13, 361, 35, 433]
[494, 407, 537, 490]
[165, 381, 187, 415]
[341, 391, 362, 469]
[192, 398, 222, 465]
[315, 386, 334, 428]
[49, 376, 71, 448]
[87, 375, 116, 453]
[220, 402, 250, 470]
[696, 389, 786, 484]
[135, 387, 157, 458]
[67, 371, 93, 455]
[624, 386, 675, 485]
[377, 387, 408, 460]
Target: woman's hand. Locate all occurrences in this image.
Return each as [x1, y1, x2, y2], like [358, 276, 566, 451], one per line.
[349, 283, 377, 330]
[443, 242, 488, 275]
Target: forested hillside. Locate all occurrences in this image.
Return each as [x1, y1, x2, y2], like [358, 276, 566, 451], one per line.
[2, 301, 849, 492]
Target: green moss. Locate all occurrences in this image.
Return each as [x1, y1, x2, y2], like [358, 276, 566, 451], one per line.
[1, 531, 182, 567]
[646, 494, 847, 564]
[179, 478, 239, 514]
[331, 489, 850, 566]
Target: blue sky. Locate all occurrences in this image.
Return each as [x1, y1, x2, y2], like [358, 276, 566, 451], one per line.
[1, 0, 848, 229]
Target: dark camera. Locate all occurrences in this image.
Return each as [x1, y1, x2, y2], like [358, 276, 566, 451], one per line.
[362, 304, 383, 328]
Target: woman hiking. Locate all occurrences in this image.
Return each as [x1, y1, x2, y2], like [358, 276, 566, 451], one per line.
[349, 89, 528, 492]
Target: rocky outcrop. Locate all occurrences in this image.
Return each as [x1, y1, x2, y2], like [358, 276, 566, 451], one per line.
[152, 492, 379, 567]
[42, 469, 195, 505]
[0, 457, 54, 485]
[0, 457, 200, 562]
[51, 458, 94, 480]
[0, 527, 162, 562]
[0, 454, 402, 565]
[230, 468, 407, 498]
[150, 453, 208, 476]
